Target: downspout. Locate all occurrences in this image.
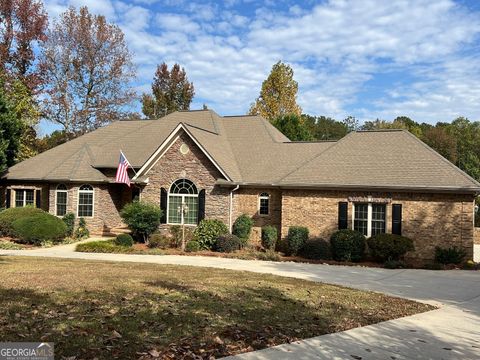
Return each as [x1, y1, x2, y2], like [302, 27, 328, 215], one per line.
[229, 185, 240, 233]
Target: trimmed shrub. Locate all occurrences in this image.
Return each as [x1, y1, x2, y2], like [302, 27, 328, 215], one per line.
[185, 240, 201, 252]
[0, 207, 44, 237]
[148, 233, 171, 249]
[300, 238, 331, 260]
[74, 217, 90, 239]
[261, 225, 277, 250]
[193, 219, 228, 250]
[62, 213, 75, 237]
[232, 214, 254, 246]
[12, 212, 67, 245]
[384, 259, 408, 269]
[170, 225, 194, 248]
[367, 234, 414, 262]
[214, 234, 242, 253]
[285, 226, 309, 256]
[120, 201, 162, 242]
[256, 250, 281, 262]
[330, 229, 366, 262]
[434, 246, 466, 265]
[76, 240, 135, 253]
[114, 233, 134, 247]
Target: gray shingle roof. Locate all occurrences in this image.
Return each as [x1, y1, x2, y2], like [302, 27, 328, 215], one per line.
[2, 110, 479, 192]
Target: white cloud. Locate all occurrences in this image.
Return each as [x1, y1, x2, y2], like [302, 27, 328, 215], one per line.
[42, 0, 480, 124]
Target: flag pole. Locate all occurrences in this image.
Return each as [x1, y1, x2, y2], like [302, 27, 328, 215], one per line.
[120, 150, 138, 176]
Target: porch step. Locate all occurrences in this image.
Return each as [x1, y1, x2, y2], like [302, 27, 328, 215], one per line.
[91, 226, 131, 237]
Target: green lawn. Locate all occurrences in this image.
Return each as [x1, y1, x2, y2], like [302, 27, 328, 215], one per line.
[0, 257, 433, 359]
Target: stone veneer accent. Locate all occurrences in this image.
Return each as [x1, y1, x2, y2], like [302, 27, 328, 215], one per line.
[47, 183, 131, 235]
[232, 188, 282, 243]
[281, 189, 475, 262]
[475, 228, 480, 245]
[141, 131, 230, 227]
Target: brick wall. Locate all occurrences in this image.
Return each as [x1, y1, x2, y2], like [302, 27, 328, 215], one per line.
[281, 189, 475, 262]
[232, 188, 282, 243]
[3, 182, 50, 211]
[141, 131, 230, 227]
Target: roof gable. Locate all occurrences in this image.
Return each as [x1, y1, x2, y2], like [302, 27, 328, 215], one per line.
[132, 122, 233, 182]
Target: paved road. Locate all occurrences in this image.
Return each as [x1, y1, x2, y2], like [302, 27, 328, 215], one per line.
[1, 242, 480, 359]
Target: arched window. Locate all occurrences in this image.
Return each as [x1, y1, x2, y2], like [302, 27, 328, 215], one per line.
[78, 184, 94, 217]
[167, 179, 198, 225]
[56, 184, 68, 216]
[259, 192, 270, 216]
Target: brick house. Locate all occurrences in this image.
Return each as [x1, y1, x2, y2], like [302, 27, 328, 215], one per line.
[1, 110, 479, 262]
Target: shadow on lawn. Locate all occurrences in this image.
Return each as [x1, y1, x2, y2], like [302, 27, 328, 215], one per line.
[0, 279, 428, 360]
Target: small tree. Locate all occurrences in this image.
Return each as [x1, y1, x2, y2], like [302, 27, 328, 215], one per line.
[142, 62, 195, 119]
[120, 201, 162, 243]
[232, 214, 254, 246]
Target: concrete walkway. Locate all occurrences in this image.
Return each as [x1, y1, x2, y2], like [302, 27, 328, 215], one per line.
[1, 242, 480, 359]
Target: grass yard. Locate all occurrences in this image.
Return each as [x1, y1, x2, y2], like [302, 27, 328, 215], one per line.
[0, 257, 433, 359]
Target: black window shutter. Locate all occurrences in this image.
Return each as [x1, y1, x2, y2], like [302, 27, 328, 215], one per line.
[338, 202, 348, 229]
[160, 188, 167, 224]
[5, 189, 11, 208]
[198, 189, 206, 224]
[392, 204, 402, 235]
[35, 190, 41, 208]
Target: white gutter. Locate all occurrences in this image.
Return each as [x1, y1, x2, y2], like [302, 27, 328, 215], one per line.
[229, 185, 240, 233]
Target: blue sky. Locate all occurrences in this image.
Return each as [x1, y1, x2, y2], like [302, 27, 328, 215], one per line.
[40, 0, 480, 135]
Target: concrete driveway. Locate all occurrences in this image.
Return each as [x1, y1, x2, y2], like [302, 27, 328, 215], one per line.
[1, 242, 480, 359]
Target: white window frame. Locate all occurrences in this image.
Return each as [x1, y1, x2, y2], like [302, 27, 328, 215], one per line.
[13, 188, 35, 208]
[55, 184, 68, 217]
[77, 184, 94, 218]
[258, 192, 270, 216]
[166, 179, 198, 226]
[352, 202, 387, 237]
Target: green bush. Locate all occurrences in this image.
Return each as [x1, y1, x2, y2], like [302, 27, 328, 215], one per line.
[256, 250, 281, 261]
[148, 233, 171, 249]
[384, 259, 408, 269]
[214, 234, 242, 253]
[12, 212, 67, 245]
[367, 234, 414, 261]
[62, 213, 75, 237]
[114, 233, 134, 247]
[74, 217, 90, 239]
[0, 207, 44, 237]
[330, 229, 366, 262]
[232, 214, 254, 246]
[120, 201, 162, 242]
[185, 240, 201, 252]
[170, 225, 194, 248]
[193, 219, 228, 250]
[285, 226, 309, 256]
[0, 241, 25, 250]
[261, 226, 277, 250]
[300, 238, 331, 260]
[76, 240, 135, 253]
[434, 246, 466, 265]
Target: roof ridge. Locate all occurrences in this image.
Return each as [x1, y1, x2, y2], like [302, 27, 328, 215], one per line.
[277, 131, 357, 182]
[356, 129, 405, 133]
[184, 123, 218, 136]
[402, 130, 480, 187]
[258, 116, 291, 143]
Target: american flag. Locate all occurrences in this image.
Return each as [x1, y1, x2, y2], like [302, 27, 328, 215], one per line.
[115, 151, 131, 186]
